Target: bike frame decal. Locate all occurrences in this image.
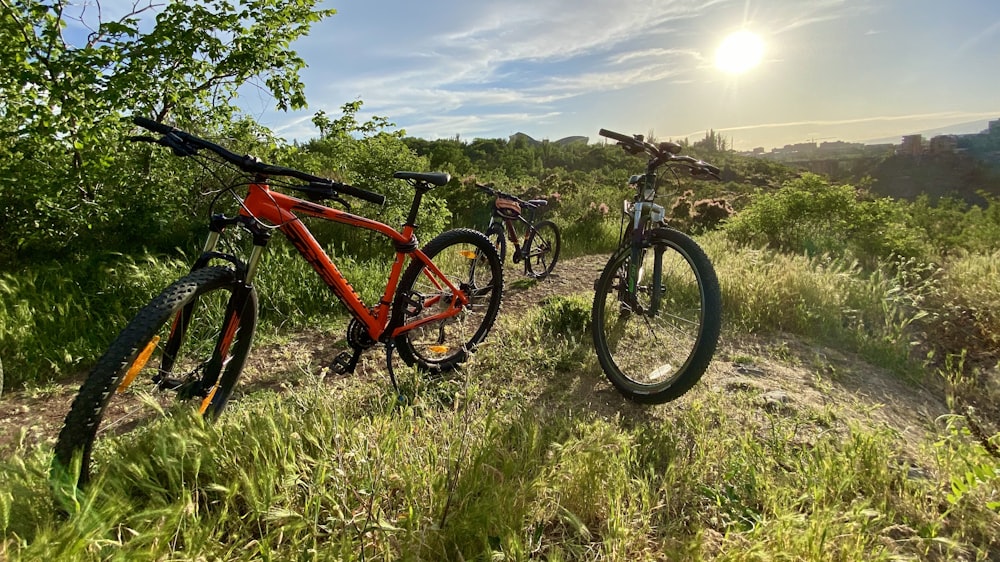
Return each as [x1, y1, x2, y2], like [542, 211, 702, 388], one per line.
[117, 336, 160, 393]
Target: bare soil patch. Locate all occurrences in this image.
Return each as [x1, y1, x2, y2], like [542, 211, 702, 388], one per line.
[0, 254, 950, 460]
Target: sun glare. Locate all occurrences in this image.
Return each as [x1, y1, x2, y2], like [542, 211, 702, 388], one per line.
[715, 30, 764, 74]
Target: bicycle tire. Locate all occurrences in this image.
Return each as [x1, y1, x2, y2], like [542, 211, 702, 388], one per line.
[393, 228, 503, 372]
[485, 222, 507, 264]
[591, 228, 720, 403]
[52, 266, 257, 487]
[523, 219, 561, 279]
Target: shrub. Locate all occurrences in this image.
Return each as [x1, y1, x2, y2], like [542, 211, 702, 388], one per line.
[668, 190, 734, 232]
[723, 174, 930, 266]
[535, 295, 592, 337]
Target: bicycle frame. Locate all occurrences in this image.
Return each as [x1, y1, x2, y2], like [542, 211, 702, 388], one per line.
[617, 168, 671, 316]
[207, 181, 469, 343]
[488, 209, 536, 257]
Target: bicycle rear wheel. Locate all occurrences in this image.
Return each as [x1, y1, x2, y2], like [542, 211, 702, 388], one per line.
[591, 228, 720, 403]
[393, 228, 503, 372]
[524, 219, 561, 279]
[52, 266, 257, 487]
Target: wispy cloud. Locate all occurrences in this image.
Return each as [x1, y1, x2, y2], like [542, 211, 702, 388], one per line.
[957, 19, 1000, 53]
[257, 0, 1000, 148]
[679, 110, 1000, 138]
[767, 0, 877, 36]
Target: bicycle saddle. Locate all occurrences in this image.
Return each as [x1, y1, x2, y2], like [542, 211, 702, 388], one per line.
[393, 171, 451, 187]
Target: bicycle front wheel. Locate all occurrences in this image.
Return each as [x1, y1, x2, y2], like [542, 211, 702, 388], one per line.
[53, 266, 257, 487]
[524, 219, 561, 279]
[591, 228, 721, 403]
[485, 222, 507, 264]
[393, 228, 503, 373]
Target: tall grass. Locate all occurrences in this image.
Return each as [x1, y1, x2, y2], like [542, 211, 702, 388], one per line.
[560, 217, 620, 259]
[0, 253, 190, 388]
[2, 358, 996, 559]
[1, 266, 997, 559]
[701, 231, 928, 372]
[0, 241, 396, 391]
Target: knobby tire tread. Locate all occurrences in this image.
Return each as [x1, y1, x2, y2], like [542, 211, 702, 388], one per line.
[486, 223, 507, 265]
[592, 228, 721, 403]
[53, 266, 255, 487]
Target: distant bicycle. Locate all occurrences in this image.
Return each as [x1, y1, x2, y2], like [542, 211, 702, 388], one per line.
[591, 129, 723, 404]
[475, 183, 561, 279]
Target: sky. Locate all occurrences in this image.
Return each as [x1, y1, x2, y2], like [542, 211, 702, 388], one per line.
[81, 0, 1000, 150]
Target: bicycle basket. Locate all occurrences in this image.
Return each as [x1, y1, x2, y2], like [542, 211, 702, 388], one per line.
[494, 197, 521, 218]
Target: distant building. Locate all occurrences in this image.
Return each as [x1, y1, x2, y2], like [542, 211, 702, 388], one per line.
[899, 134, 923, 156]
[929, 135, 957, 154]
[553, 136, 588, 146]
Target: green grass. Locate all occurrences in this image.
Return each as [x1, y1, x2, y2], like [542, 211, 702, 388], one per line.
[2, 356, 997, 559]
[0, 244, 395, 392]
[700, 231, 928, 373]
[2, 219, 998, 559]
[560, 217, 620, 259]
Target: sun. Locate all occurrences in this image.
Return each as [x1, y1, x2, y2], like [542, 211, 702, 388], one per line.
[715, 30, 764, 74]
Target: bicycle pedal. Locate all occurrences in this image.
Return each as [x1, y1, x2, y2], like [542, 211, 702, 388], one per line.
[331, 350, 361, 375]
[155, 376, 184, 390]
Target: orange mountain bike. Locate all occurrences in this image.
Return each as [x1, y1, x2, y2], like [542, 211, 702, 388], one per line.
[53, 117, 503, 486]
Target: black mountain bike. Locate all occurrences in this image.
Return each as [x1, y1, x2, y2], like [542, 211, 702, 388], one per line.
[475, 183, 561, 279]
[592, 129, 723, 404]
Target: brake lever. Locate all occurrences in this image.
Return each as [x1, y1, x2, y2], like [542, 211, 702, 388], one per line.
[162, 132, 198, 157]
[330, 194, 352, 211]
[689, 167, 722, 181]
[620, 142, 644, 156]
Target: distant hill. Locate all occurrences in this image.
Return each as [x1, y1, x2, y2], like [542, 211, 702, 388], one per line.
[510, 132, 588, 146]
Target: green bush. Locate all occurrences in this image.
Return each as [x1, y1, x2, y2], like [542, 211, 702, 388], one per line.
[723, 174, 931, 266]
[535, 295, 592, 337]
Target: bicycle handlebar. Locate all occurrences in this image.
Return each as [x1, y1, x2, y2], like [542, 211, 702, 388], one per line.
[475, 183, 524, 204]
[132, 116, 387, 206]
[598, 128, 639, 147]
[599, 128, 721, 178]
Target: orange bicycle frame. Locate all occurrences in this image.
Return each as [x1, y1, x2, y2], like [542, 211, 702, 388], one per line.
[238, 181, 468, 342]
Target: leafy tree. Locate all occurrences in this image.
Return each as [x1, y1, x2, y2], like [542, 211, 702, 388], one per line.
[0, 0, 334, 263]
[297, 102, 449, 251]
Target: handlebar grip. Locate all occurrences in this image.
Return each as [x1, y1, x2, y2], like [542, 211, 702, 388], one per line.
[133, 115, 176, 135]
[334, 182, 385, 206]
[598, 128, 635, 145]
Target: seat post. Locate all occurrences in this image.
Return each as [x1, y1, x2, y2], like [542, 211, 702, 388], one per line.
[404, 182, 430, 228]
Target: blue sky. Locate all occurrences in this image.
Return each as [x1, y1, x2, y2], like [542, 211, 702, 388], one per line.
[89, 0, 1000, 149]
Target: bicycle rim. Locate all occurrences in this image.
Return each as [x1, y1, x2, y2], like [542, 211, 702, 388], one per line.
[592, 230, 720, 402]
[524, 220, 560, 279]
[394, 229, 503, 372]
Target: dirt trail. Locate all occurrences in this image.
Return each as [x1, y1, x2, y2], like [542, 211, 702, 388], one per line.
[0, 254, 949, 457]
